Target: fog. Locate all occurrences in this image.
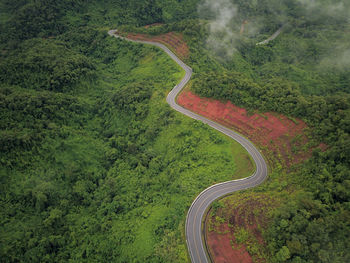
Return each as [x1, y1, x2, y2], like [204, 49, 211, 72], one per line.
[198, 0, 240, 58]
[197, 0, 350, 66]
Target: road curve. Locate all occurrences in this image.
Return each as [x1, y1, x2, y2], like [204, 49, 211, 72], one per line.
[256, 24, 287, 45]
[108, 29, 268, 263]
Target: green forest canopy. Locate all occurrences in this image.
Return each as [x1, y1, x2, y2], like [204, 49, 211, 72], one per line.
[0, 0, 349, 262]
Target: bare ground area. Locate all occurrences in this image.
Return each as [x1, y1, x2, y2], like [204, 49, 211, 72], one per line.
[206, 194, 278, 263]
[177, 91, 323, 168]
[207, 222, 253, 263]
[124, 31, 189, 60]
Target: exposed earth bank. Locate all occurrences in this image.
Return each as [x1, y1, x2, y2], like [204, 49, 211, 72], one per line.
[124, 31, 189, 60]
[177, 91, 320, 168]
[177, 90, 318, 262]
[205, 193, 278, 263]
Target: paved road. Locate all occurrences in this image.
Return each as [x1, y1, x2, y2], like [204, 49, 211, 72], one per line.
[108, 29, 268, 263]
[256, 24, 287, 45]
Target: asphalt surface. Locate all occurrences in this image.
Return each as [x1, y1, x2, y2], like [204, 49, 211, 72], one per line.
[256, 24, 287, 45]
[108, 29, 268, 263]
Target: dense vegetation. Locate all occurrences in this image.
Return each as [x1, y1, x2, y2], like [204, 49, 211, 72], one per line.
[189, 1, 350, 262]
[1, 0, 349, 262]
[0, 0, 252, 262]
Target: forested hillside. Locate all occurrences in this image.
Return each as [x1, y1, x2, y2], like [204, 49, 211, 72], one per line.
[191, 1, 350, 262]
[1, 0, 349, 262]
[0, 0, 249, 262]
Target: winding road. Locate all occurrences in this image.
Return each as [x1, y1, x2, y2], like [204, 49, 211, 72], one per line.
[256, 24, 287, 45]
[108, 29, 268, 263]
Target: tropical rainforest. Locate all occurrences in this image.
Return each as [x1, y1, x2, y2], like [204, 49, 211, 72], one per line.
[0, 0, 349, 262]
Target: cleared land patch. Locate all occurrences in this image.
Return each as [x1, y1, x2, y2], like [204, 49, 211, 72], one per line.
[177, 91, 317, 168]
[206, 193, 278, 263]
[121, 31, 189, 60]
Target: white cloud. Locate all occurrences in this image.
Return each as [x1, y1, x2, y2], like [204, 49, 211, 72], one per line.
[198, 0, 239, 59]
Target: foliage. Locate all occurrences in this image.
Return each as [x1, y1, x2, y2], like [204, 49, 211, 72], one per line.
[0, 38, 95, 92]
[1, 0, 350, 262]
[0, 6, 253, 261]
[187, 1, 350, 261]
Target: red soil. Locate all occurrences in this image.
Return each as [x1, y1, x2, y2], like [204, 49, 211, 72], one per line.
[125, 32, 189, 59]
[207, 223, 253, 263]
[206, 195, 276, 263]
[177, 91, 313, 167]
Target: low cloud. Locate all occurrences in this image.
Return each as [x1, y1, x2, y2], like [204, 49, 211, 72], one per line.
[320, 48, 350, 71]
[198, 0, 240, 59]
[297, 0, 346, 16]
[198, 0, 350, 64]
[296, 0, 350, 24]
